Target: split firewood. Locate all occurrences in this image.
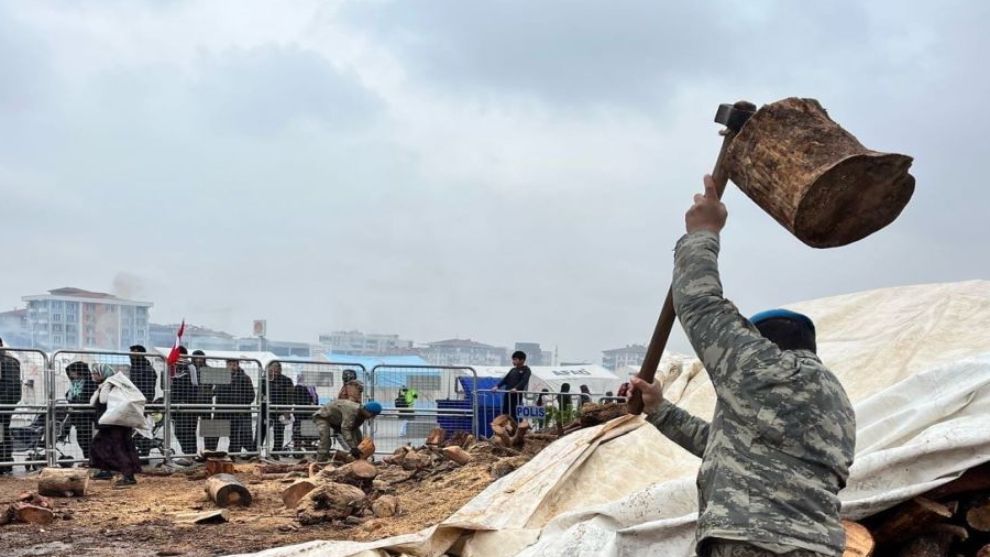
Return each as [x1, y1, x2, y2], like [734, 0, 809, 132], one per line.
[296, 482, 367, 525]
[10, 503, 55, 525]
[38, 467, 89, 497]
[842, 520, 875, 557]
[281, 480, 318, 509]
[872, 497, 954, 546]
[442, 446, 473, 466]
[425, 427, 446, 446]
[965, 494, 990, 532]
[510, 420, 531, 448]
[371, 495, 400, 518]
[206, 458, 236, 476]
[358, 438, 376, 459]
[977, 544, 990, 557]
[205, 473, 253, 507]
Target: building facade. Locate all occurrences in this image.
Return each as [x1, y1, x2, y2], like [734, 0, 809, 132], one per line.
[23, 287, 152, 351]
[421, 338, 507, 366]
[602, 344, 647, 371]
[318, 330, 414, 356]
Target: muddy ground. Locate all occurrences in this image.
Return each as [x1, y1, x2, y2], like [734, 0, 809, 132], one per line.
[0, 458, 494, 557]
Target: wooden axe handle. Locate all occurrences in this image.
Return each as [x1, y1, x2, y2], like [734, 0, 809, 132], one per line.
[626, 130, 736, 414]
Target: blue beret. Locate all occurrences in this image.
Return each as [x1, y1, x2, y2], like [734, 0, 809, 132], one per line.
[749, 309, 815, 334]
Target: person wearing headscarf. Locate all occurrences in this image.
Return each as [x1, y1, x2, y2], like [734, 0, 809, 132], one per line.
[89, 364, 142, 486]
[65, 361, 98, 461]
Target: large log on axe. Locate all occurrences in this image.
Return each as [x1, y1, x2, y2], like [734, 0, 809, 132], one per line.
[627, 97, 915, 414]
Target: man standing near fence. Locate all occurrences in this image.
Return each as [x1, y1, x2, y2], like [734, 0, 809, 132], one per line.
[128, 345, 158, 460]
[217, 359, 256, 459]
[0, 338, 22, 475]
[493, 351, 531, 419]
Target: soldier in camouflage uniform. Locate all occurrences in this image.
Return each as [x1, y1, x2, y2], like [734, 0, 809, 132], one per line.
[313, 399, 381, 462]
[631, 175, 856, 557]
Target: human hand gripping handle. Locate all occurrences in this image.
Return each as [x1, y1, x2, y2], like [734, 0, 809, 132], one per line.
[629, 376, 664, 415]
[685, 175, 728, 235]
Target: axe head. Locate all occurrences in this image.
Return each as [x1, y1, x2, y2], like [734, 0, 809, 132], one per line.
[714, 101, 757, 133]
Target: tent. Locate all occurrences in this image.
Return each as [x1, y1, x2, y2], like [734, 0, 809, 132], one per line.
[237, 280, 990, 557]
[473, 364, 624, 396]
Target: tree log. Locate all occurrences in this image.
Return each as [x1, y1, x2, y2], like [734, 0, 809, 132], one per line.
[173, 509, 229, 524]
[926, 464, 990, 500]
[510, 420, 531, 448]
[372, 495, 399, 518]
[873, 497, 954, 546]
[896, 532, 954, 557]
[442, 446, 473, 466]
[323, 460, 378, 487]
[724, 97, 914, 248]
[578, 402, 629, 427]
[11, 503, 55, 525]
[256, 463, 310, 475]
[206, 458, 235, 476]
[296, 482, 367, 525]
[842, 520, 875, 557]
[281, 480, 317, 509]
[966, 495, 990, 532]
[977, 544, 990, 557]
[38, 467, 89, 497]
[490, 456, 529, 479]
[205, 474, 253, 507]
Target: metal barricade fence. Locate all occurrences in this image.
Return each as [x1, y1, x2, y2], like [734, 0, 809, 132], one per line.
[369, 365, 477, 455]
[263, 361, 367, 459]
[170, 355, 264, 460]
[50, 350, 169, 467]
[474, 389, 627, 438]
[0, 348, 49, 471]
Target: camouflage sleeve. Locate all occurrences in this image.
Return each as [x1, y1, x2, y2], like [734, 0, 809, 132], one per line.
[341, 406, 360, 448]
[646, 399, 710, 458]
[672, 231, 782, 389]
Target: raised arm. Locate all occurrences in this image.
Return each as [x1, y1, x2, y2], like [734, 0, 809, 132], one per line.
[631, 376, 710, 458]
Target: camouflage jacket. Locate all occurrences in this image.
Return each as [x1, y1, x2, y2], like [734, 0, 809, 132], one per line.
[314, 398, 364, 448]
[647, 231, 855, 556]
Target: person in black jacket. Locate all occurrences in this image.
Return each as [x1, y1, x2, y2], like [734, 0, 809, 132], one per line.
[128, 345, 158, 459]
[291, 373, 318, 456]
[64, 361, 98, 461]
[169, 346, 200, 455]
[216, 359, 256, 458]
[493, 351, 532, 418]
[260, 361, 293, 458]
[0, 337, 22, 475]
[191, 350, 219, 452]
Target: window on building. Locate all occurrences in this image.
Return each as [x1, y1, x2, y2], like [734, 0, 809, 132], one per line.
[53, 335, 62, 344]
[53, 313, 62, 321]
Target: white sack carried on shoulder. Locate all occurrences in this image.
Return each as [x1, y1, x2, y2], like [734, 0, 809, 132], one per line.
[92, 374, 147, 429]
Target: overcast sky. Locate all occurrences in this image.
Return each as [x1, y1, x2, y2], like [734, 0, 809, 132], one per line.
[1, 1, 987, 362]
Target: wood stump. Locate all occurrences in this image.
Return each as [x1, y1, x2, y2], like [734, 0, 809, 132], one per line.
[724, 97, 915, 248]
[372, 495, 400, 518]
[842, 520, 875, 557]
[296, 482, 367, 525]
[205, 474, 253, 507]
[426, 427, 446, 446]
[38, 467, 89, 497]
[322, 460, 377, 487]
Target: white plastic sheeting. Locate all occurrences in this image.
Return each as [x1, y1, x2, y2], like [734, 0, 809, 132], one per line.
[239, 280, 990, 557]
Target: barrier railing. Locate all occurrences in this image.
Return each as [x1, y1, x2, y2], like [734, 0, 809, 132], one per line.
[49, 349, 170, 467]
[262, 360, 367, 459]
[0, 348, 49, 471]
[474, 389, 626, 437]
[369, 365, 477, 454]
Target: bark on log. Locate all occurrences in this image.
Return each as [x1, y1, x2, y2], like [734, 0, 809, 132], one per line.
[724, 97, 915, 248]
[173, 509, 229, 524]
[873, 497, 954, 546]
[399, 451, 431, 471]
[425, 427, 446, 446]
[977, 544, 990, 557]
[11, 503, 55, 525]
[296, 482, 367, 525]
[842, 520, 875, 557]
[324, 460, 378, 487]
[578, 403, 629, 427]
[896, 532, 954, 557]
[205, 474, 253, 507]
[372, 495, 399, 518]
[256, 463, 311, 475]
[442, 446, 473, 466]
[38, 467, 89, 497]
[510, 420, 531, 448]
[281, 480, 317, 509]
[206, 458, 235, 476]
[490, 456, 529, 479]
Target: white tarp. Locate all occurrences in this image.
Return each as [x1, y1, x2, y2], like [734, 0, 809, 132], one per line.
[241, 280, 990, 557]
[474, 364, 625, 396]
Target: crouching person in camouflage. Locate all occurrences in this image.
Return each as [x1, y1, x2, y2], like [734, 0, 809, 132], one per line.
[313, 399, 382, 462]
[631, 175, 856, 557]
